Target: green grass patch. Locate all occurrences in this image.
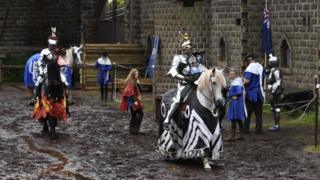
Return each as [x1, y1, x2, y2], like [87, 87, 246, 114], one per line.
[283, 112, 316, 126]
[263, 103, 272, 113]
[304, 145, 320, 154]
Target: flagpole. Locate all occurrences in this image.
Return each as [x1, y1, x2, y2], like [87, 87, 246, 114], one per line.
[264, 0, 268, 101]
[264, 0, 268, 68]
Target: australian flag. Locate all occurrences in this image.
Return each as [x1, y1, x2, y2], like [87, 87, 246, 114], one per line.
[262, 7, 273, 54]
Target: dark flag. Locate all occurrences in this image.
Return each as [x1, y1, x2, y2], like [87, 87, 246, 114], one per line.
[262, 7, 273, 54]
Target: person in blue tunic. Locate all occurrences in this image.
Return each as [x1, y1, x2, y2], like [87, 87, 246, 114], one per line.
[24, 53, 40, 103]
[243, 53, 265, 134]
[95, 51, 112, 101]
[226, 69, 246, 141]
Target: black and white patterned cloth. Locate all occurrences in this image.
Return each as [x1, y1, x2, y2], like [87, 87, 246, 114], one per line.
[158, 89, 223, 160]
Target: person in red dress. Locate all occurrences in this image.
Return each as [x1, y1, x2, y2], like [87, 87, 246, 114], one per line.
[120, 69, 144, 135]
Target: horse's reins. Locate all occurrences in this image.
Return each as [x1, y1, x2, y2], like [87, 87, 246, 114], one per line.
[198, 75, 216, 105]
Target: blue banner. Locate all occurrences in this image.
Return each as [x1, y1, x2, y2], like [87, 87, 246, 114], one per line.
[146, 35, 160, 77]
[262, 8, 273, 54]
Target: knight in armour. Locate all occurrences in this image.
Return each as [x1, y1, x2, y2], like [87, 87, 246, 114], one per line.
[162, 32, 207, 129]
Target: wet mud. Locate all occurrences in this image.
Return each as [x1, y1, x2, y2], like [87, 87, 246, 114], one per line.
[1, 85, 320, 179]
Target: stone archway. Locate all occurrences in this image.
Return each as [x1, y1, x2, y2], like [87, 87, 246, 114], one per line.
[217, 36, 228, 67]
[279, 33, 293, 74]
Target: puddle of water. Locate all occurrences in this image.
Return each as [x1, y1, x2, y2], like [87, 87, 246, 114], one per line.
[20, 135, 91, 179]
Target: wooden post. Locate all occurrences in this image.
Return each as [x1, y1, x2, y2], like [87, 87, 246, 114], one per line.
[264, 53, 267, 101]
[264, 0, 268, 101]
[112, 62, 116, 101]
[0, 58, 2, 89]
[315, 75, 319, 147]
[152, 65, 156, 112]
[112, 63, 117, 101]
[112, 0, 117, 43]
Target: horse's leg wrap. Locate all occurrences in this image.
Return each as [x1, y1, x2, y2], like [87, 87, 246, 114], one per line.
[48, 117, 57, 140]
[41, 119, 49, 134]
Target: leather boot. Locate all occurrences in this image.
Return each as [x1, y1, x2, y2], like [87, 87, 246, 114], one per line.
[226, 129, 236, 141]
[238, 127, 245, 140]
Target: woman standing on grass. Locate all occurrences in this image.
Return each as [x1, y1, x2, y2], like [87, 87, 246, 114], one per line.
[120, 69, 144, 135]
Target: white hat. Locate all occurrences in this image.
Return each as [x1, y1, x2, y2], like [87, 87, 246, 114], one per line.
[268, 53, 277, 62]
[48, 27, 58, 45]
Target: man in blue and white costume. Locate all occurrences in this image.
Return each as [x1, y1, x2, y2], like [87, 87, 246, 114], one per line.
[95, 51, 112, 101]
[267, 54, 283, 131]
[243, 53, 265, 134]
[162, 32, 207, 130]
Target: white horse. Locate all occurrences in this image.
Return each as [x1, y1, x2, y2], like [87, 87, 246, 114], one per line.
[158, 68, 226, 170]
[57, 45, 83, 104]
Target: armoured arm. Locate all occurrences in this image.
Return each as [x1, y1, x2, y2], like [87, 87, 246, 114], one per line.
[73, 46, 83, 64]
[32, 62, 39, 84]
[271, 70, 281, 94]
[60, 71, 69, 86]
[35, 60, 46, 86]
[167, 55, 184, 79]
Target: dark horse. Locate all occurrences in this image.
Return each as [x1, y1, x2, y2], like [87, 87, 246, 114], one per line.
[33, 56, 69, 140]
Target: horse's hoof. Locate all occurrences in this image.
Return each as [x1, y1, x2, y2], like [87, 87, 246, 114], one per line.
[28, 100, 35, 106]
[49, 132, 58, 140]
[68, 99, 74, 105]
[41, 130, 49, 136]
[50, 135, 58, 141]
[203, 158, 212, 171]
[209, 160, 225, 167]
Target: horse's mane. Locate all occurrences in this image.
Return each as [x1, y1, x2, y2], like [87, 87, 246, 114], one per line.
[47, 58, 62, 86]
[46, 58, 65, 101]
[197, 68, 226, 92]
[66, 48, 74, 63]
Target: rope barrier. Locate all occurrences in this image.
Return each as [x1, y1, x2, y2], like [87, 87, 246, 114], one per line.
[277, 96, 316, 116]
[297, 96, 316, 120]
[263, 99, 314, 107]
[115, 64, 148, 70]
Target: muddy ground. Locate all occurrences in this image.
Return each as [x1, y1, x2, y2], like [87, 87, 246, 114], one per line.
[0, 84, 320, 180]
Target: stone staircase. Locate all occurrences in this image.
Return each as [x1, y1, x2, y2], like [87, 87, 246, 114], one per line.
[81, 43, 152, 91]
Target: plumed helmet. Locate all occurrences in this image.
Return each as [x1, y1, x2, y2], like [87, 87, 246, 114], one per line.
[48, 27, 58, 45]
[179, 31, 192, 49]
[268, 53, 277, 62]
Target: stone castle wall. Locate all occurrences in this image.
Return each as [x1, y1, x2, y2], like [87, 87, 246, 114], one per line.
[125, 0, 320, 93]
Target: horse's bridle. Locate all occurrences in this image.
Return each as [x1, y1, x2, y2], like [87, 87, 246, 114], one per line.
[199, 74, 217, 106]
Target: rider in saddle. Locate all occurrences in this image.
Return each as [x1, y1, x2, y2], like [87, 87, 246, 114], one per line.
[163, 32, 207, 130]
[35, 27, 69, 99]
